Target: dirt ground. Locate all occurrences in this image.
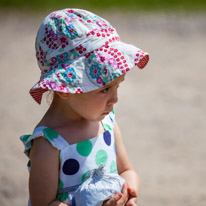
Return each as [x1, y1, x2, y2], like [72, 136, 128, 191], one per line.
[0, 10, 206, 206]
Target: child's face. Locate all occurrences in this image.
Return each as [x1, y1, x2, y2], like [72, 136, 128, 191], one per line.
[62, 74, 125, 122]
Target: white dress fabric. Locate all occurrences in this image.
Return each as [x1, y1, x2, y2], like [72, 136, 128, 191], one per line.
[20, 111, 120, 205]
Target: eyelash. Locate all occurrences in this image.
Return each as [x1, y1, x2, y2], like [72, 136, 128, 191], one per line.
[101, 88, 110, 93]
[100, 85, 120, 93]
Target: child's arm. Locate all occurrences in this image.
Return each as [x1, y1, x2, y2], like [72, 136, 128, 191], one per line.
[114, 121, 140, 206]
[29, 137, 69, 206]
[103, 121, 140, 206]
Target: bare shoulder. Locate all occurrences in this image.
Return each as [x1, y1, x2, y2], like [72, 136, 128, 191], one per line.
[29, 137, 60, 205]
[30, 136, 59, 166]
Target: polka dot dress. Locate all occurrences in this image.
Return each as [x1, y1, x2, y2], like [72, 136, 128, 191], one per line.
[20, 111, 117, 205]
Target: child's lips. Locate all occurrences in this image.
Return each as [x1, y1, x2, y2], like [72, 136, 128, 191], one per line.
[103, 111, 110, 115]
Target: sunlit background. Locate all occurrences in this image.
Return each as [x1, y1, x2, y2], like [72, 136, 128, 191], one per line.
[1, 0, 206, 12]
[0, 0, 206, 206]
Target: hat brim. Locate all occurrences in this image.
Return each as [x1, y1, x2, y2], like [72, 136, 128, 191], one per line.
[30, 40, 149, 104]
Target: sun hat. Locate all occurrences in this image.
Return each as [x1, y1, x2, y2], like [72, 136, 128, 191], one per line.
[30, 8, 149, 104]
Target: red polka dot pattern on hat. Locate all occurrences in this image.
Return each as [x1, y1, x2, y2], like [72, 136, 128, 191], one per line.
[90, 41, 149, 73]
[32, 9, 149, 104]
[95, 44, 130, 72]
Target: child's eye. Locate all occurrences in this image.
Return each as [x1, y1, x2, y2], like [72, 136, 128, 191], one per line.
[101, 88, 109, 93]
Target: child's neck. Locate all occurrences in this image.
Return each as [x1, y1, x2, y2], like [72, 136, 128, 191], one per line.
[36, 101, 104, 144]
[42, 102, 87, 127]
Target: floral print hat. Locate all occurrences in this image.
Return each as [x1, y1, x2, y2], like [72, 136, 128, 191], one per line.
[31, 8, 149, 104]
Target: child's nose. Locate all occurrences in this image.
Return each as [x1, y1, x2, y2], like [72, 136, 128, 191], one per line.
[107, 90, 118, 105]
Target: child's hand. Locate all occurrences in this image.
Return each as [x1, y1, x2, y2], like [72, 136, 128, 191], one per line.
[125, 187, 138, 206]
[102, 182, 129, 206]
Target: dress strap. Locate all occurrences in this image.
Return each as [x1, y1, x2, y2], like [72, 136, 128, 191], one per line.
[102, 110, 115, 131]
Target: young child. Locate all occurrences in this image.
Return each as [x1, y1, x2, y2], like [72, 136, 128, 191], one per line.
[20, 8, 149, 206]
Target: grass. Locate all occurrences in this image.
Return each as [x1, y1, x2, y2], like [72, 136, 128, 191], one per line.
[1, 0, 206, 13]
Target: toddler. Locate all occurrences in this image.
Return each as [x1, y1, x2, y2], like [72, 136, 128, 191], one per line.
[20, 8, 149, 206]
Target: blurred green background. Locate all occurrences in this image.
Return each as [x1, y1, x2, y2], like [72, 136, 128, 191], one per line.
[1, 0, 206, 13]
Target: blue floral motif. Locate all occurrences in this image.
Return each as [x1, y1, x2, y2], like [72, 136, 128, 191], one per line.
[63, 68, 76, 82]
[65, 25, 78, 38]
[56, 52, 69, 63]
[89, 65, 102, 79]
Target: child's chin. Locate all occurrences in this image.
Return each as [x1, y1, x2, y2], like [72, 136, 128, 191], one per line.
[95, 115, 106, 121]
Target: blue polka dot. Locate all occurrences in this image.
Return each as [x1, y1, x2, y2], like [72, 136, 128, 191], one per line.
[109, 114, 114, 122]
[72, 196, 76, 206]
[103, 131, 111, 146]
[63, 159, 80, 175]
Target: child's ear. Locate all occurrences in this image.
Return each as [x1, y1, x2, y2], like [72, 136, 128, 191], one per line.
[56, 92, 69, 99]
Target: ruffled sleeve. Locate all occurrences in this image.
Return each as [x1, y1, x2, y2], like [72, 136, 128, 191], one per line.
[20, 127, 68, 158]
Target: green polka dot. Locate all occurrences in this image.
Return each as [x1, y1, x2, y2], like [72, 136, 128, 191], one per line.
[56, 192, 68, 202]
[112, 110, 115, 114]
[103, 124, 112, 131]
[95, 150, 108, 166]
[22, 135, 31, 143]
[26, 141, 32, 149]
[56, 179, 68, 201]
[58, 179, 64, 190]
[110, 160, 117, 173]
[43, 128, 58, 141]
[81, 170, 90, 183]
[76, 140, 93, 156]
